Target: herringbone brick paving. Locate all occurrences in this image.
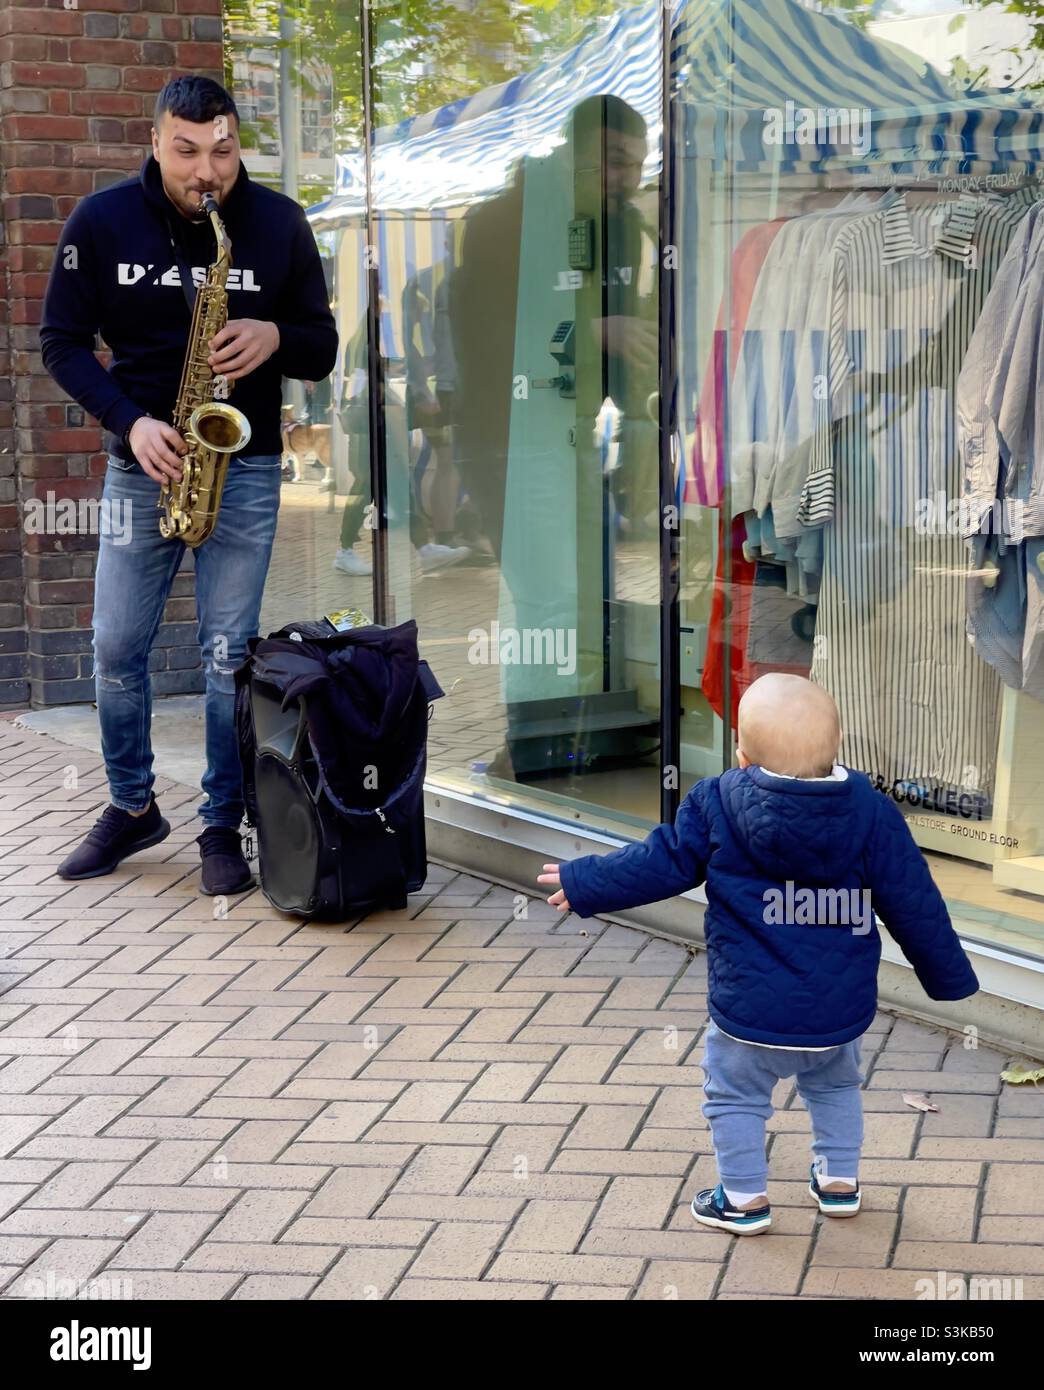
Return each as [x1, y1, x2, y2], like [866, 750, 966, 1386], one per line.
[0, 719, 1042, 1301]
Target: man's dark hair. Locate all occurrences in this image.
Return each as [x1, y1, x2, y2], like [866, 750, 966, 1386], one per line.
[154, 76, 239, 129]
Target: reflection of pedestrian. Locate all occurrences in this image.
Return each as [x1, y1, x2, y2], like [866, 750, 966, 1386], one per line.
[332, 302, 471, 579]
[282, 269, 336, 483]
[308, 374, 332, 420]
[332, 311, 381, 574]
[405, 267, 471, 562]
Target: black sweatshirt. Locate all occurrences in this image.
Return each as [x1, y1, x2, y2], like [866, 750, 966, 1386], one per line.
[41, 155, 338, 460]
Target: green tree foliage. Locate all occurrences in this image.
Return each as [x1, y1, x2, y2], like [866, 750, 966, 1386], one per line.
[224, 0, 622, 157]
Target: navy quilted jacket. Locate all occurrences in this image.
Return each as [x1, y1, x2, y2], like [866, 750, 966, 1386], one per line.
[559, 767, 979, 1047]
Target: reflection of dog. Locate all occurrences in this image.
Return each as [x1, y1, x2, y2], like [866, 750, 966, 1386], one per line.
[282, 421, 331, 467]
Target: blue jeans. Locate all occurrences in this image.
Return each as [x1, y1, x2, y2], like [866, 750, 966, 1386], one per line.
[91, 453, 282, 828]
[700, 1020, 864, 1194]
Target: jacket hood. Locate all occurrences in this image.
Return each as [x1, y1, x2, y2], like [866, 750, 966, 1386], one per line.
[717, 765, 879, 884]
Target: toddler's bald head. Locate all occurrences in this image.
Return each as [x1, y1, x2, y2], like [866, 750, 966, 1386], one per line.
[737, 674, 841, 778]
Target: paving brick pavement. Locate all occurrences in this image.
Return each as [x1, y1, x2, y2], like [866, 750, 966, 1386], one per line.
[0, 719, 1041, 1301]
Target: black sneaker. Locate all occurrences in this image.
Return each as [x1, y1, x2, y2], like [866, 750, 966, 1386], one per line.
[197, 827, 255, 897]
[690, 1183, 772, 1235]
[57, 796, 171, 880]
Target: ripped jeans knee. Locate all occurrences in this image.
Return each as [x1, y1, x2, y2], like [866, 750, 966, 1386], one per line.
[91, 643, 148, 693]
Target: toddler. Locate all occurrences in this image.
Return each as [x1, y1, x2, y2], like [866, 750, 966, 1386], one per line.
[538, 674, 979, 1235]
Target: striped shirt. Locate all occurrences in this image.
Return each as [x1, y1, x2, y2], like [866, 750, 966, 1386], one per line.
[796, 191, 1039, 795]
[729, 192, 883, 532]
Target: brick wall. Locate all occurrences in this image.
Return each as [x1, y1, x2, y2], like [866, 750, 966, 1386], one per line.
[0, 0, 225, 710]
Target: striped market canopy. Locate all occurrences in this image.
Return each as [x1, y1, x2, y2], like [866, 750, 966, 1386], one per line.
[308, 0, 1044, 229]
[309, 1, 663, 227]
[309, 0, 1044, 473]
[674, 0, 1044, 175]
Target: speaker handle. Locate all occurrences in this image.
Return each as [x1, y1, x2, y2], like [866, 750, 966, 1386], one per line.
[251, 677, 311, 771]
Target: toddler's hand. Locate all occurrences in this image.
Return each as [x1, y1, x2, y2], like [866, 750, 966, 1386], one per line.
[537, 863, 571, 912]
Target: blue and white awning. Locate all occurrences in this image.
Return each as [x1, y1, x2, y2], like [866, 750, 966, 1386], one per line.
[309, 1, 665, 226]
[672, 0, 1044, 175]
[308, 0, 1044, 230]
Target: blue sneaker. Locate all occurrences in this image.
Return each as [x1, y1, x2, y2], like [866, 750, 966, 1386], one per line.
[808, 1163, 861, 1217]
[690, 1183, 771, 1235]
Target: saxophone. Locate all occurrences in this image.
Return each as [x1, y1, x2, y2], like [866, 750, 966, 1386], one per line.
[158, 192, 251, 546]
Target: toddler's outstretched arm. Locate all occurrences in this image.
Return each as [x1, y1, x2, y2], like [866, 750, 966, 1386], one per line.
[539, 781, 712, 919]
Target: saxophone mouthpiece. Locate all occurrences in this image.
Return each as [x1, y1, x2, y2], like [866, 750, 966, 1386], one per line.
[200, 192, 218, 216]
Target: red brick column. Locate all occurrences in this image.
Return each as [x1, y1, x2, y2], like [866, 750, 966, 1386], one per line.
[0, 0, 225, 709]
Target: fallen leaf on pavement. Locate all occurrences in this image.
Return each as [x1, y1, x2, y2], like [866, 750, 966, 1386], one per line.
[1000, 1064, 1044, 1085]
[902, 1093, 939, 1113]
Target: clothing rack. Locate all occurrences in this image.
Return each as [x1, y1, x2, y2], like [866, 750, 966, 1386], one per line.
[823, 168, 1044, 195]
[787, 169, 1044, 217]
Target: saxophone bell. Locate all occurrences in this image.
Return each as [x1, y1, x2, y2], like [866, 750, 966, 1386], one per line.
[188, 401, 251, 455]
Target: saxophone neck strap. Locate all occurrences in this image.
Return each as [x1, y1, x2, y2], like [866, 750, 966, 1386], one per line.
[163, 209, 202, 316]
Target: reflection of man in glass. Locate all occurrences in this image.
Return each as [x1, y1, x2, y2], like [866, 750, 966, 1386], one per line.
[448, 93, 655, 564]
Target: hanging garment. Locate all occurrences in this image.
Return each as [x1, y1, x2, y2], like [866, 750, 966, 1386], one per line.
[686, 218, 789, 510]
[690, 220, 789, 729]
[702, 515, 758, 731]
[797, 191, 1038, 794]
[729, 192, 885, 543]
[695, 201, 872, 729]
[956, 200, 1044, 700]
[963, 534, 1044, 700]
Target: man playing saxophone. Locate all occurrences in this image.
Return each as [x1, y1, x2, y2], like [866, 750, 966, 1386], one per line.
[40, 75, 338, 895]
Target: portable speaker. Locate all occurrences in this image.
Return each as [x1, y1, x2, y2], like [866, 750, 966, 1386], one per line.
[243, 672, 428, 921]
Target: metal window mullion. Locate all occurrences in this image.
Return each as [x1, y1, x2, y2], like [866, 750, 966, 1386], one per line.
[659, 0, 681, 828]
[360, 0, 389, 625]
